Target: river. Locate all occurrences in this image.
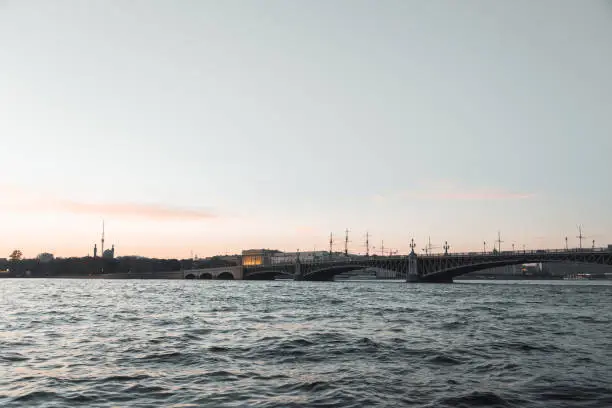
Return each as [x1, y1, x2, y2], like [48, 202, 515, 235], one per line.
[1, 279, 611, 407]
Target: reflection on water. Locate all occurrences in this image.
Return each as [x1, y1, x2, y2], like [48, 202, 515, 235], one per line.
[1, 279, 611, 407]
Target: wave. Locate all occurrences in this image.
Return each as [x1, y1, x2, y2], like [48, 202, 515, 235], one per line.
[0, 352, 29, 362]
[430, 391, 517, 408]
[425, 353, 464, 366]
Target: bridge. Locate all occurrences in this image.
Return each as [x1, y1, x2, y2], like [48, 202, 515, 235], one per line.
[241, 247, 612, 283]
[183, 265, 243, 280]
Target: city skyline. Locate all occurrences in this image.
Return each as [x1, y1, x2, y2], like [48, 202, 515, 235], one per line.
[2, 1, 611, 258]
[1, 215, 604, 260]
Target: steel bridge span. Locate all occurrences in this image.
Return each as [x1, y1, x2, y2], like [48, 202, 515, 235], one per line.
[242, 249, 612, 283]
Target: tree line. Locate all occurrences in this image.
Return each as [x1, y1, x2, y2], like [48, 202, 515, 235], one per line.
[0, 252, 239, 277]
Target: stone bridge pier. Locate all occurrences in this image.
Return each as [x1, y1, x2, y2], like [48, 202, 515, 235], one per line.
[407, 252, 419, 282]
[294, 261, 303, 281]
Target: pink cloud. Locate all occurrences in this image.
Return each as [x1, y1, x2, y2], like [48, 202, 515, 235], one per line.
[295, 226, 315, 233]
[366, 182, 535, 202]
[56, 200, 215, 220]
[1, 184, 215, 220]
[396, 179, 535, 201]
[413, 191, 534, 200]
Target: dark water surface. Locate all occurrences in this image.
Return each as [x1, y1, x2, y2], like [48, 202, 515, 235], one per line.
[1, 279, 611, 407]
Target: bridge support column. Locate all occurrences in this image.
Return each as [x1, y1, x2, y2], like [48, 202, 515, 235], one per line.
[294, 261, 303, 281]
[407, 251, 419, 282]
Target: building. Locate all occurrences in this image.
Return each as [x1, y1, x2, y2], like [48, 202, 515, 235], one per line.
[103, 245, 115, 259]
[204, 254, 241, 265]
[241, 249, 279, 266]
[93, 221, 114, 259]
[37, 253, 54, 263]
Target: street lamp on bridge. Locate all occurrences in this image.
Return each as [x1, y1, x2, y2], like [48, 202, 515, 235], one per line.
[443, 241, 450, 255]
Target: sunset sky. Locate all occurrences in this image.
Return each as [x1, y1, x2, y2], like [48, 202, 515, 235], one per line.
[1, 1, 611, 259]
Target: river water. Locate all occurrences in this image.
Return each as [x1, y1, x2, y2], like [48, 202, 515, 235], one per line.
[1, 279, 611, 407]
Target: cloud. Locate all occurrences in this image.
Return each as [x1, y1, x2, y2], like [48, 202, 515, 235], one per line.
[371, 181, 534, 202]
[410, 191, 534, 200]
[295, 225, 316, 234]
[370, 194, 386, 203]
[1, 184, 215, 220]
[56, 200, 215, 220]
[411, 179, 534, 201]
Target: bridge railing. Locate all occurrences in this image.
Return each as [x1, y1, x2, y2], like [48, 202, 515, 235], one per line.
[421, 247, 610, 258]
[247, 256, 408, 268]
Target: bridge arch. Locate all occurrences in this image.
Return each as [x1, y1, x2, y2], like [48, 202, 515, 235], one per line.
[423, 260, 525, 282]
[185, 273, 196, 279]
[217, 272, 235, 280]
[304, 264, 370, 281]
[199, 273, 213, 279]
[421, 255, 612, 282]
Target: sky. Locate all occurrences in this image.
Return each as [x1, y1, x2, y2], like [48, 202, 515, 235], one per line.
[1, 0, 611, 259]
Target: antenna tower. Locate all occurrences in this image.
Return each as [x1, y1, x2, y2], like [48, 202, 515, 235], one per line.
[329, 232, 334, 259]
[365, 231, 370, 257]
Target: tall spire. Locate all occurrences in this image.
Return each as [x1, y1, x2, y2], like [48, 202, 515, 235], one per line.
[101, 220, 105, 255]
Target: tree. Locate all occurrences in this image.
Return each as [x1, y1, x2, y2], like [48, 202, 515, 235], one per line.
[9, 250, 23, 262]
